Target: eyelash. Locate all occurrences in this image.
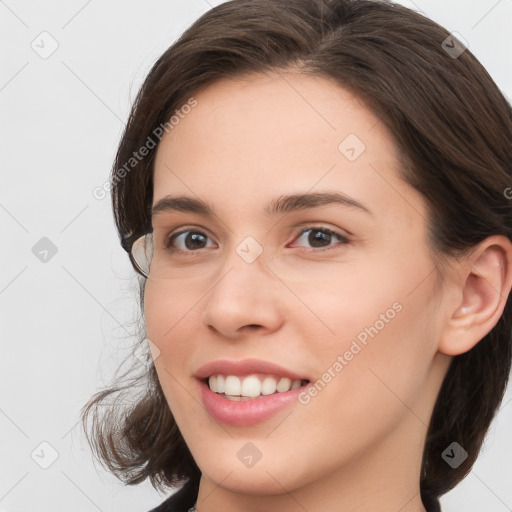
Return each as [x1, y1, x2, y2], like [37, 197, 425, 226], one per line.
[163, 226, 350, 255]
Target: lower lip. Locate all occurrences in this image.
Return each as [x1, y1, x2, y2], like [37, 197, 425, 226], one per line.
[198, 379, 307, 427]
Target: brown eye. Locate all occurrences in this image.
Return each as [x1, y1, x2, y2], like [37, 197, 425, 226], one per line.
[165, 230, 216, 252]
[293, 227, 349, 251]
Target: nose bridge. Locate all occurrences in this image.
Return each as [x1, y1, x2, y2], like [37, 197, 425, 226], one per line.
[211, 235, 270, 306]
[201, 235, 283, 335]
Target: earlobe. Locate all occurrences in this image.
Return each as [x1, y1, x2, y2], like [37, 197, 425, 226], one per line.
[438, 235, 512, 356]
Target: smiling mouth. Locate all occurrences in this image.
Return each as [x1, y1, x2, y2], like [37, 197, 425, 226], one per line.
[204, 374, 310, 400]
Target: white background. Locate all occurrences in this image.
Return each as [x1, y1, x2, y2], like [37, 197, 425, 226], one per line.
[1, 1, 511, 511]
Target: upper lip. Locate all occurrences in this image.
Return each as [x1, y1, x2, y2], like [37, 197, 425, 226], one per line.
[195, 358, 310, 381]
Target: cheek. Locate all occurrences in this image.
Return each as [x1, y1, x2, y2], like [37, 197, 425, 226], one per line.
[143, 280, 205, 427]
[143, 279, 201, 374]
[302, 250, 440, 408]
[287, 291, 439, 477]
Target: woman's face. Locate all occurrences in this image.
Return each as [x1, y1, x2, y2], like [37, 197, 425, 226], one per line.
[146, 72, 452, 502]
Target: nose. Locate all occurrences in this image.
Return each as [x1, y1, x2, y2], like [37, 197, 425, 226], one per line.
[201, 247, 285, 339]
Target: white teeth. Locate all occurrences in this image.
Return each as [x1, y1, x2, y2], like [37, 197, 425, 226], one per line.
[208, 375, 218, 392]
[224, 375, 241, 396]
[276, 377, 292, 392]
[290, 379, 301, 390]
[261, 376, 277, 395]
[241, 375, 261, 397]
[208, 374, 304, 398]
[216, 374, 225, 393]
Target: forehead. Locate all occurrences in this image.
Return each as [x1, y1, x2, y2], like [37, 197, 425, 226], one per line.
[156, 71, 393, 168]
[152, 72, 426, 227]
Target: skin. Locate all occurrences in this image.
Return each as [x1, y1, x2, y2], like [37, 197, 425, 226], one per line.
[145, 71, 512, 512]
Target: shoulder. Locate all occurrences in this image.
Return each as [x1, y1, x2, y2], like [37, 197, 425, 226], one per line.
[147, 479, 199, 512]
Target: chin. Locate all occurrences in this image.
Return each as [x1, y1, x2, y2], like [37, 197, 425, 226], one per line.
[194, 447, 316, 496]
[202, 464, 296, 496]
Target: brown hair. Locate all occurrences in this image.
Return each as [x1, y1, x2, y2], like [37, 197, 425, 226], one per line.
[82, 0, 512, 506]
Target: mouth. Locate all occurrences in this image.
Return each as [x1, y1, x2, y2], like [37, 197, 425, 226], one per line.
[195, 359, 312, 426]
[203, 373, 310, 401]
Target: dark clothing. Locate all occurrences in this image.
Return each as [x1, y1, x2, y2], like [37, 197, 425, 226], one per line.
[149, 479, 442, 511]
[148, 479, 199, 512]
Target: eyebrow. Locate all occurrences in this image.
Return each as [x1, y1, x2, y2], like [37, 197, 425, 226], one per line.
[152, 191, 372, 217]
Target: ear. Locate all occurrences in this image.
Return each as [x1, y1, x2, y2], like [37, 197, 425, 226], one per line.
[438, 235, 512, 356]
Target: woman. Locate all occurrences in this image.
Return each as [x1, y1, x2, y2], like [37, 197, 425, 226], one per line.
[82, 1, 512, 511]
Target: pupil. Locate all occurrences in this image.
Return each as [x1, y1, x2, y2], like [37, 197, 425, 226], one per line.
[309, 229, 330, 248]
[185, 232, 206, 250]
